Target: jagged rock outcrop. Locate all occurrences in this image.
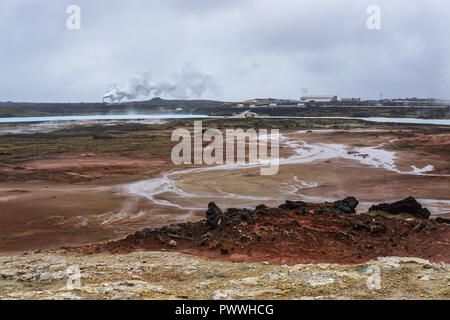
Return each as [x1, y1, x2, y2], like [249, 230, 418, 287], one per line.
[369, 197, 431, 219]
[333, 196, 359, 213]
[225, 208, 254, 221]
[205, 202, 223, 229]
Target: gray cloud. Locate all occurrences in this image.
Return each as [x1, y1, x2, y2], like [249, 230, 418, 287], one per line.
[0, 0, 449, 102]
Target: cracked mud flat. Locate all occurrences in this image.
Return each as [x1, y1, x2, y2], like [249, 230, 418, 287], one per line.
[0, 251, 448, 300]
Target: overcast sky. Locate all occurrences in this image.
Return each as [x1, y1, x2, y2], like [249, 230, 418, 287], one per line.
[1, 0, 449, 102]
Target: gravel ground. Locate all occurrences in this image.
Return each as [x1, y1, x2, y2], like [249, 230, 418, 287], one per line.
[0, 251, 448, 300]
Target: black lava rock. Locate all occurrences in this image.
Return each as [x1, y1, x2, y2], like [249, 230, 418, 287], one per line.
[205, 202, 223, 229]
[435, 217, 450, 225]
[255, 204, 269, 215]
[413, 221, 427, 232]
[369, 197, 430, 219]
[333, 197, 359, 214]
[134, 228, 154, 239]
[279, 200, 308, 210]
[255, 204, 268, 211]
[226, 208, 254, 221]
[295, 207, 309, 216]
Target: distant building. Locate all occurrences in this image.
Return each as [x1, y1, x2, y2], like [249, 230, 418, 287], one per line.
[341, 97, 361, 103]
[389, 98, 447, 106]
[245, 98, 299, 105]
[235, 110, 257, 118]
[301, 95, 338, 103]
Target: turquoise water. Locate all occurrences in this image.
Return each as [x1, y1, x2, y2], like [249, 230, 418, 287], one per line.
[0, 114, 209, 123]
[269, 116, 450, 126]
[0, 114, 449, 126]
[357, 117, 450, 125]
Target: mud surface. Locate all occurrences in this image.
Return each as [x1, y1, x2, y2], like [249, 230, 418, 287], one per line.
[1, 119, 449, 301]
[0, 119, 449, 256]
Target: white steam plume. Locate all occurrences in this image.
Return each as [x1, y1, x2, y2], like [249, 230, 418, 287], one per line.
[103, 65, 220, 102]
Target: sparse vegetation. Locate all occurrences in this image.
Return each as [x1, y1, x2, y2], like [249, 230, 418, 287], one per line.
[0, 106, 48, 117]
[0, 123, 176, 166]
[0, 100, 449, 119]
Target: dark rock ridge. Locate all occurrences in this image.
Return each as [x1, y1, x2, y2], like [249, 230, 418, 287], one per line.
[369, 197, 431, 219]
[83, 196, 450, 265]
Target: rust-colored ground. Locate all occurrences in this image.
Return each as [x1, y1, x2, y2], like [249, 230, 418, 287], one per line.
[0, 123, 449, 258]
[79, 201, 450, 265]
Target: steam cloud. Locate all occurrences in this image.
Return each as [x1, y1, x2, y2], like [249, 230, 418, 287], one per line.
[103, 65, 220, 102]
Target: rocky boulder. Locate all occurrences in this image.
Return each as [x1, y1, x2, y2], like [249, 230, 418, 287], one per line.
[225, 208, 254, 221]
[435, 217, 450, 225]
[279, 200, 308, 210]
[333, 197, 359, 214]
[369, 197, 430, 219]
[254, 204, 269, 215]
[205, 202, 223, 229]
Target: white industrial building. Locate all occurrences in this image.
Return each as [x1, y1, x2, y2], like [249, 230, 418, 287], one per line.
[341, 97, 361, 102]
[301, 95, 338, 103]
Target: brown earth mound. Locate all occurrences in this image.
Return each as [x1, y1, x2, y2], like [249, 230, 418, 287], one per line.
[79, 197, 450, 265]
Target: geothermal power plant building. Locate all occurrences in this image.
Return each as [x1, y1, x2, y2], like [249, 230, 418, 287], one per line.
[301, 95, 338, 103]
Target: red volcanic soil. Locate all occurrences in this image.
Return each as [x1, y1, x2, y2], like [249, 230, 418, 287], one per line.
[78, 199, 450, 265]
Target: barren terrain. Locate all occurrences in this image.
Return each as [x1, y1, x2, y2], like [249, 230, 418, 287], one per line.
[0, 119, 449, 256]
[0, 118, 449, 300]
